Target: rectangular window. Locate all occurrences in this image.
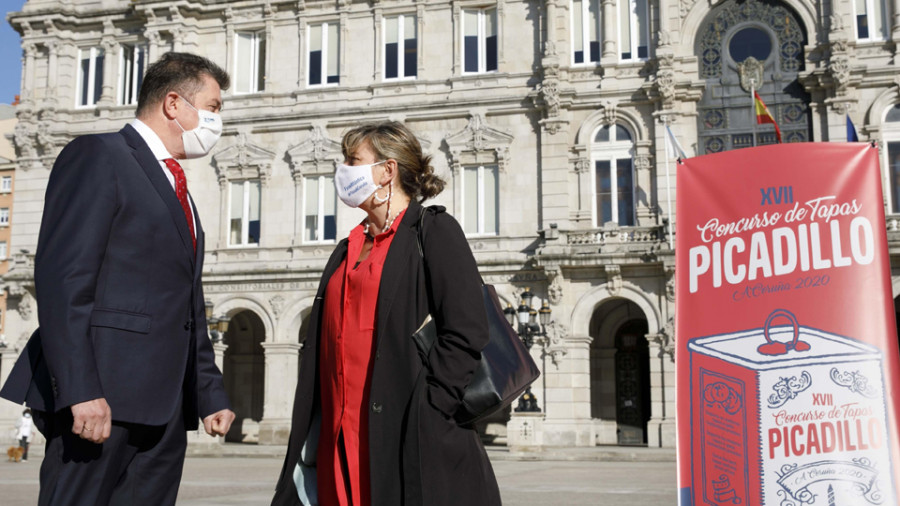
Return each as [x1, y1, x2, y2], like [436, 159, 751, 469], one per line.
[572, 0, 601, 64]
[0, 241, 7, 260]
[229, 181, 261, 246]
[890, 142, 900, 212]
[235, 32, 266, 94]
[118, 44, 146, 106]
[77, 47, 104, 107]
[304, 175, 337, 243]
[856, 0, 887, 40]
[462, 9, 498, 74]
[309, 23, 339, 86]
[0, 208, 9, 226]
[594, 159, 635, 226]
[1, 176, 11, 193]
[620, 0, 649, 60]
[384, 15, 417, 80]
[462, 165, 499, 235]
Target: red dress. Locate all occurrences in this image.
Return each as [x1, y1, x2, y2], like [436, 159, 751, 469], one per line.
[317, 209, 406, 506]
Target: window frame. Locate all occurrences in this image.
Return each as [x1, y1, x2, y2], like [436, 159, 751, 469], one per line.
[302, 174, 337, 244]
[118, 44, 146, 106]
[460, 164, 499, 236]
[590, 125, 637, 227]
[618, 0, 650, 62]
[882, 106, 900, 213]
[382, 14, 418, 81]
[854, 0, 889, 41]
[307, 21, 340, 87]
[0, 241, 7, 260]
[76, 46, 105, 108]
[234, 31, 266, 94]
[0, 176, 11, 193]
[461, 8, 499, 75]
[228, 180, 261, 247]
[571, 0, 602, 65]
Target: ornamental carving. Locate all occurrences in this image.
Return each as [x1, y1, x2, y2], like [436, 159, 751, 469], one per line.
[540, 79, 560, 118]
[269, 295, 287, 317]
[540, 320, 569, 367]
[650, 316, 676, 361]
[286, 126, 343, 179]
[546, 266, 563, 305]
[655, 68, 676, 105]
[738, 57, 765, 93]
[605, 264, 622, 295]
[829, 54, 851, 96]
[444, 114, 514, 173]
[13, 122, 35, 159]
[212, 133, 275, 184]
[601, 101, 618, 126]
[698, 0, 804, 79]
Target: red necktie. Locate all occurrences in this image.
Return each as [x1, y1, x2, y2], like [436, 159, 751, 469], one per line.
[164, 158, 196, 252]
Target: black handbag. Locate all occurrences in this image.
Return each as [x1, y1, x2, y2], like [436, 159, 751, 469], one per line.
[413, 206, 540, 425]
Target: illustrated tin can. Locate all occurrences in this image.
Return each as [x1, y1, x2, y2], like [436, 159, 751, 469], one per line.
[688, 310, 894, 505]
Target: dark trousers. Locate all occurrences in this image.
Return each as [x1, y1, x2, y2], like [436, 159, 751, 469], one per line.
[18, 437, 29, 460]
[33, 398, 187, 506]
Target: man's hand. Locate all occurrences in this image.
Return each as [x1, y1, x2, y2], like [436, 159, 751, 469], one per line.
[203, 409, 235, 437]
[71, 398, 112, 444]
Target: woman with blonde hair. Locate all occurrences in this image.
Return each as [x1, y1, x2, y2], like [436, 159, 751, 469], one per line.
[272, 121, 501, 506]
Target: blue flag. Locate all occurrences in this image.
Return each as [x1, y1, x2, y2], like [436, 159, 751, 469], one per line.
[847, 115, 859, 142]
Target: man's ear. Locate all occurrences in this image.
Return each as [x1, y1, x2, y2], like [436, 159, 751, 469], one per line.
[162, 92, 180, 120]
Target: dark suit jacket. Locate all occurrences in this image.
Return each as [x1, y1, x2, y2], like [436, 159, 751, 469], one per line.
[0, 124, 229, 430]
[272, 201, 500, 506]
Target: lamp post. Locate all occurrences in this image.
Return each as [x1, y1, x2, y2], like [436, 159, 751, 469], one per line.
[504, 287, 550, 413]
[205, 299, 231, 344]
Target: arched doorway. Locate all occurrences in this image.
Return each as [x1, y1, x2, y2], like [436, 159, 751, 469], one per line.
[223, 310, 266, 443]
[589, 298, 651, 445]
[695, 0, 810, 153]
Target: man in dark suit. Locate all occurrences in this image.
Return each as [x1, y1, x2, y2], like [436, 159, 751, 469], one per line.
[0, 52, 235, 505]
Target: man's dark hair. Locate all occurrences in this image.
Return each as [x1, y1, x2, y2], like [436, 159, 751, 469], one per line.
[136, 52, 230, 117]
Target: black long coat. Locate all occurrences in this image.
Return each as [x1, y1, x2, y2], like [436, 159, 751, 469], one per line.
[272, 201, 501, 506]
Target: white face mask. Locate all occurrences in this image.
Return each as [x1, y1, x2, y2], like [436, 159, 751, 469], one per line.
[334, 160, 386, 208]
[174, 97, 222, 159]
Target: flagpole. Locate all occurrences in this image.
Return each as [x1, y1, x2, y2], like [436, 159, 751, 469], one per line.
[662, 116, 674, 249]
[751, 79, 758, 148]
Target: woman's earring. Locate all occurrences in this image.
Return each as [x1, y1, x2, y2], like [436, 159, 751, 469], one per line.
[373, 182, 390, 204]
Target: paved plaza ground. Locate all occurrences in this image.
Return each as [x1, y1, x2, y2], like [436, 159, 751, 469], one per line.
[0, 446, 677, 505]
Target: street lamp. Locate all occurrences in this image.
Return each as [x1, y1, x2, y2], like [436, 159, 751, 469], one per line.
[205, 299, 231, 344]
[509, 287, 550, 413]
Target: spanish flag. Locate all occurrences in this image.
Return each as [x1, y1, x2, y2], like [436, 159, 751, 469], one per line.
[754, 91, 782, 143]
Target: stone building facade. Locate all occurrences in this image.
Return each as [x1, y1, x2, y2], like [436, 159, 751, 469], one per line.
[3, 0, 900, 449]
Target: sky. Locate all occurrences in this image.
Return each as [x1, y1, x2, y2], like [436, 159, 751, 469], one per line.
[0, 1, 25, 105]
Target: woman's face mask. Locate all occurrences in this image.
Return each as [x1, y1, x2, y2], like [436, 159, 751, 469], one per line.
[174, 96, 223, 159]
[334, 160, 386, 208]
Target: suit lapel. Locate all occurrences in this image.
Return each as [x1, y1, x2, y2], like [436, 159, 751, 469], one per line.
[374, 201, 422, 347]
[120, 125, 195, 261]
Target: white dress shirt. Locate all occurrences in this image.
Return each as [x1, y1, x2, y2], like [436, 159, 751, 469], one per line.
[130, 118, 198, 239]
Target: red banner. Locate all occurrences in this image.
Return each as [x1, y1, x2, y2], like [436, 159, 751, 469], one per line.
[676, 143, 900, 505]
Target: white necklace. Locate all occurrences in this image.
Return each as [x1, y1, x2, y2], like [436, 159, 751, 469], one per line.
[364, 209, 402, 236]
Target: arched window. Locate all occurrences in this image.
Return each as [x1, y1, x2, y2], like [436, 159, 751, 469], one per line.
[591, 125, 635, 226]
[883, 104, 900, 213]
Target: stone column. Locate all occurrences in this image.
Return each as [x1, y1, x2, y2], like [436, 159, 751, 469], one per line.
[99, 39, 117, 106]
[537, 336, 593, 446]
[46, 42, 59, 109]
[146, 31, 160, 63]
[213, 342, 228, 372]
[258, 342, 301, 445]
[601, 0, 617, 60]
[21, 43, 36, 104]
[645, 333, 675, 447]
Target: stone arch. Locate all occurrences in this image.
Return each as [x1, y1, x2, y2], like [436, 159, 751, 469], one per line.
[865, 85, 900, 130]
[679, 0, 818, 50]
[575, 107, 649, 148]
[278, 295, 317, 344]
[213, 295, 275, 343]
[570, 283, 660, 339]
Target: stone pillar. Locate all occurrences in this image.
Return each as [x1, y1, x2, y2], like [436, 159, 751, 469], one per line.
[645, 334, 675, 447]
[21, 43, 36, 104]
[213, 342, 228, 372]
[540, 126, 572, 229]
[258, 342, 301, 445]
[539, 336, 593, 446]
[46, 42, 59, 108]
[99, 39, 117, 106]
[146, 31, 160, 63]
[601, 0, 616, 60]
